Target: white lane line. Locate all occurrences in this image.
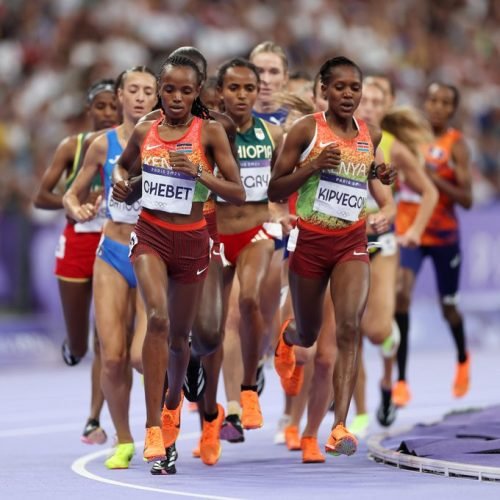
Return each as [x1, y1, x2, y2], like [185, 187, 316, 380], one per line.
[71, 433, 244, 500]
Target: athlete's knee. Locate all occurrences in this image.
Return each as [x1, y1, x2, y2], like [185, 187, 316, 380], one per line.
[168, 330, 190, 355]
[314, 350, 335, 378]
[147, 310, 169, 338]
[395, 289, 411, 312]
[335, 318, 360, 349]
[238, 292, 260, 318]
[365, 320, 392, 346]
[102, 352, 128, 379]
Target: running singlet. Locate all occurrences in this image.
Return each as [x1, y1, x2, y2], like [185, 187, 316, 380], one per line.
[66, 132, 106, 233]
[217, 117, 274, 203]
[296, 113, 374, 231]
[253, 107, 288, 126]
[397, 128, 461, 246]
[141, 118, 212, 215]
[103, 129, 141, 224]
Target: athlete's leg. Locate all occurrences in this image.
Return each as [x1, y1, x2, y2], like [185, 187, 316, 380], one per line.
[93, 258, 133, 444]
[58, 279, 93, 359]
[330, 260, 370, 428]
[129, 289, 146, 374]
[88, 331, 105, 421]
[236, 239, 275, 386]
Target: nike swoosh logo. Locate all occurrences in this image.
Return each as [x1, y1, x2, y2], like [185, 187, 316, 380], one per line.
[145, 144, 162, 150]
[353, 250, 368, 256]
[196, 266, 208, 275]
[319, 141, 336, 148]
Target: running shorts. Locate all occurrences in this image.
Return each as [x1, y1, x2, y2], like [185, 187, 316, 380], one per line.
[54, 222, 100, 282]
[96, 235, 137, 288]
[288, 219, 369, 279]
[130, 210, 209, 284]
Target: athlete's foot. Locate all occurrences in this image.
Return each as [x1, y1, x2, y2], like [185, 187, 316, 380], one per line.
[81, 418, 107, 445]
[105, 442, 135, 469]
[256, 358, 266, 396]
[61, 340, 81, 366]
[183, 356, 206, 402]
[240, 390, 263, 430]
[453, 354, 470, 398]
[284, 425, 301, 451]
[274, 414, 291, 445]
[150, 443, 178, 475]
[281, 364, 304, 397]
[275, 319, 296, 380]
[325, 424, 358, 457]
[377, 386, 397, 427]
[144, 427, 166, 462]
[192, 437, 201, 458]
[392, 380, 411, 407]
[220, 414, 245, 443]
[200, 404, 225, 466]
[349, 413, 369, 439]
[301, 436, 325, 463]
[161, 393, 184, 448]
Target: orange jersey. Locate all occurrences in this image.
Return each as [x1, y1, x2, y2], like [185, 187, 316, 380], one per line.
[396, 128, 461, 246]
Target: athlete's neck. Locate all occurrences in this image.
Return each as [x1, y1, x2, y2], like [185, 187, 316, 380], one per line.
[254, 100, 278, 114]
[432, 124, 448, 137]
[326, 111, 356, 134]
[116, 119, 136, 145]
[232, 114, 254, 133]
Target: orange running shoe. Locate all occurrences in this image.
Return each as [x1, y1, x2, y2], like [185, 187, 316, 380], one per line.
[200, 404, 225, 466]
[301, 436, 325, 463]
[275, 319, 296, 380]
[192, 437, 201, 458]
[392, 380, 411, 407]
[161, 392, 184, 448]
[240, 390, 263, 430]
[281, 364, 305, 397]
[143, 426, 166, 462]
[453, 354, 470, 398]
[325, 423, 358, 456]
[284, 425, 301, 451]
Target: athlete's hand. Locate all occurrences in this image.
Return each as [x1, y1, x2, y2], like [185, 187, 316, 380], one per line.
[398, 226, 421, 248]
[375, 163, 397, 185]
[86, 187, 104, 205]
[73, 195, 102, 222]
[310, 144, 341, 173]
[170, 152, 198, 178]
[367, 212, 390, 235]
[274, 214, 297, 237]
[113, 180, 132, 202]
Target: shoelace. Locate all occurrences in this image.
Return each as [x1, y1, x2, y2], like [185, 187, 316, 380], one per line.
[146, 429, 163, 449]
[202, 419, 220, 443]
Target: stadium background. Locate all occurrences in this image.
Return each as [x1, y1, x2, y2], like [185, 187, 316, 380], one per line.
[0, 0, 498, 362]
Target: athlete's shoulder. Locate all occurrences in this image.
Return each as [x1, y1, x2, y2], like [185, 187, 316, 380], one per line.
[262, 120, 284, 145]
[366, 122, 382, 148]
[84, 129, 110, 152]
[139, 108, 162, 124]
[209, 111, 236, 136]
[58, 134, 79, 155]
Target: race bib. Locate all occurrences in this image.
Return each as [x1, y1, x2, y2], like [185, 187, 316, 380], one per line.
[241, 160, 270, 202]
[55, 234, 66, 259]
[142, 164, 195, 215]
[313, 172, 366, 222]
[287, 227, 299, 252]
[74, 198, 107, 233]
[128, 231, 138, 258]
[107, 189, 141, 224]
[379, 232, 397, 256]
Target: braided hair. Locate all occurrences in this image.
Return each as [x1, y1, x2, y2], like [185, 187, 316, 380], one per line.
[159, 55, 212, 120]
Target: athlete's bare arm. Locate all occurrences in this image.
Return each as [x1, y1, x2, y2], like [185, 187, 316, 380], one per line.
[34, 136, 78, 209]
[63, 136, 107, 222]
[427, 137, 472, 209]
[268, 115, 340, 201]
[391, 140, 438, 243]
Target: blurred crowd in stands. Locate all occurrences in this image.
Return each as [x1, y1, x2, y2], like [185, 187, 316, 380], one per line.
[0, 0, 498, 310]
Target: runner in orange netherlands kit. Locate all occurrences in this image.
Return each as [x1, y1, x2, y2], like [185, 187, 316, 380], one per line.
[34, 80, 118, 444]
[394, 82, 473, 406]
[215, 57, 283, 439]
[64, 67, 157, 469]
[112, 55, 244, 466]
[269, 56, 396, 457]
